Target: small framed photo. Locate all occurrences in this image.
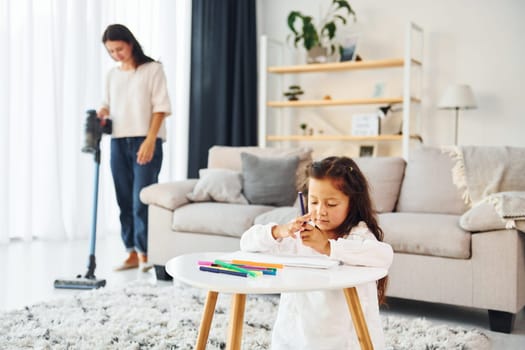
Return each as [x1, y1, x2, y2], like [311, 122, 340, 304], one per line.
[340, 34, 360, 62]
[359, 145, 376, 157]
[352, 113, 379, 136]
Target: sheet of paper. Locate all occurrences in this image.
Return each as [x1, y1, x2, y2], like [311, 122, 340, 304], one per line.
[219, 251, 341, 269]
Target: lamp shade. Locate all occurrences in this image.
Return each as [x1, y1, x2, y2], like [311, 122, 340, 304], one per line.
[438, 84, 477, 110]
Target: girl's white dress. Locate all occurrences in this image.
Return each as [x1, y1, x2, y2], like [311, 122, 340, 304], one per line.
[240, 221, 393, 350]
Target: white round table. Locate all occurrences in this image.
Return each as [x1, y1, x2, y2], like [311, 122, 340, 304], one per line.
[166, 252, 387, 350]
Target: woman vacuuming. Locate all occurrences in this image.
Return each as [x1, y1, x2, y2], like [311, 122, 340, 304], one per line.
[98, 24, 171, 272]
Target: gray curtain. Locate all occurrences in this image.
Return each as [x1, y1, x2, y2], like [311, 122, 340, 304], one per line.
[188, 0, 258, 178]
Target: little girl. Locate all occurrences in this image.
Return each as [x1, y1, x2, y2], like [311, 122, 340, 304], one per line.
[240, 156, 393, 350]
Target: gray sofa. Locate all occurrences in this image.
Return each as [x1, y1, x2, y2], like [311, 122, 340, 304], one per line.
[140, 145, 525, 333]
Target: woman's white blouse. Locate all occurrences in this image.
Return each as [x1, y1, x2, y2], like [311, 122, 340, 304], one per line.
[240, 221, 394, 350]
[102, 61, 171, 140]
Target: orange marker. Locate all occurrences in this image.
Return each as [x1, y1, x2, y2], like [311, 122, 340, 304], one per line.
[231, 259, 283, 269]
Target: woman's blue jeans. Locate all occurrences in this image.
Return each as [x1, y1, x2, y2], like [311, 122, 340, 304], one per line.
[110, 137, 162, 254]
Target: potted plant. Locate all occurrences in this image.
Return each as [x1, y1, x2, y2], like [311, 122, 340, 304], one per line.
[284, 85, 304, 101]
[287, 0, 356, 63]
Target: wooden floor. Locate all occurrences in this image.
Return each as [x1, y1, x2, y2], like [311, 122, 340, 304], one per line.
[1, 234, 524, 348]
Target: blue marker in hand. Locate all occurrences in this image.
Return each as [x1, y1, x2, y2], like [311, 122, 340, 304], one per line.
[299, 191, 318, 229]
[298, 191, 306, 215]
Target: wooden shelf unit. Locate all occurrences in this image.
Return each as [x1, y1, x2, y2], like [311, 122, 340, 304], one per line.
[257, 22, 424, 159]
[266, 134, 423, 142]
[267, 97, 421, 108]
[267, 58, 421, 74]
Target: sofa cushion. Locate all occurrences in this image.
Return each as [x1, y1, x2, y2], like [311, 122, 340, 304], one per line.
[379, 212, 471, 259]
[354, 157, 406, 213]
[172, 203, 275, 238]
[140, 179, 198, 210]
[207, 146, 313, 191]
[254, 206, 300, 225]
[241, 153, 299, 206]
[396, 147, 468, 215]
[186, 168, 248, 204]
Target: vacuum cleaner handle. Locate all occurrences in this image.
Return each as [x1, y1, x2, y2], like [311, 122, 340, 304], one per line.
[85, 159, 100, 279]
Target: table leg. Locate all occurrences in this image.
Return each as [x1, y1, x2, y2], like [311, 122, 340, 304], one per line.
[196, 291, 219, 350]
[343, 287, 374, 350]
[226, 293, 246, 350]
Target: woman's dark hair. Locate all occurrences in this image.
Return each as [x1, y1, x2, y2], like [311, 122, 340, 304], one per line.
[102, 24, 154, 67]
[307, 156, 388, 304]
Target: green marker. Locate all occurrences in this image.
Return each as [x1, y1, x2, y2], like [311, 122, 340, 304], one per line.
[214, 260, 259, 277]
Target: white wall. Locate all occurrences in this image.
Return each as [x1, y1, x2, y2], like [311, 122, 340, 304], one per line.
[258, 0, 525, 151]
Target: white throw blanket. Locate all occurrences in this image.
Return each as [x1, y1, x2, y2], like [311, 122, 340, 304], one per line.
[444, 146, 525, 229]
[485, 192, 525, 220]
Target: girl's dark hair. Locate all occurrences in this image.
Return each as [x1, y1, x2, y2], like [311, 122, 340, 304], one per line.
[307, 156, 388, 304]
[102, 24, 154, 67]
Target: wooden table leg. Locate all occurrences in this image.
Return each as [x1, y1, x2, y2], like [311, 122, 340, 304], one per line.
[343, 287, 374, 350]
[226, 293, 246, 350]
[196, 291, 219, 350]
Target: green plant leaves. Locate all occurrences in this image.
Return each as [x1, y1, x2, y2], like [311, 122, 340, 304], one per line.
[287, 11, 301, 36]
[287, 0, 356, 52]
[333, 0, 355, 16]
[321, 22, 337, 40]
[287, 12, 320, 50]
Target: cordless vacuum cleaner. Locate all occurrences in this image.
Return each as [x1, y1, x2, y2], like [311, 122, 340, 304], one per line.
[54, 110, 112, 290]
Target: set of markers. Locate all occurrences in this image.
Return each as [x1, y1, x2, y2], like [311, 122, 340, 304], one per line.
[197, 259, 282, 278]
[197, 192, 310, 278]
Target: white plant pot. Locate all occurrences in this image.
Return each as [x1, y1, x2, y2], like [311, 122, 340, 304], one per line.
[307, 45, 340, 64]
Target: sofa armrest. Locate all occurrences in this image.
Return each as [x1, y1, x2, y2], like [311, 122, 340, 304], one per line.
[140, 179, 198, 211]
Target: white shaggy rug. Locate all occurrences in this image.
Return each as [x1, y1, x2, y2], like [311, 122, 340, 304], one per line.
[0, 281, 490, 350]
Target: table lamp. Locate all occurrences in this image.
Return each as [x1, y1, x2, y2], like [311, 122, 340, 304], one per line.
[438, 84, 477, 145]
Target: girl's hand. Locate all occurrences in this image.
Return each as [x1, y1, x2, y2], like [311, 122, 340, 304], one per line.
[300, 224, 331, 255]
[137, 137, 156, 165]
[271, 214, 311, 240]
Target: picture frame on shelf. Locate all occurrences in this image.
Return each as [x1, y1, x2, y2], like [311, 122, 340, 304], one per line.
[359, 145, 376, 157]
[352, 113, 379, 136]
[340, 34, 360, 62]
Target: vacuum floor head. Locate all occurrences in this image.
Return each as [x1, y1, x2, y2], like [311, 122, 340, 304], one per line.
[54, 276, 106, 290]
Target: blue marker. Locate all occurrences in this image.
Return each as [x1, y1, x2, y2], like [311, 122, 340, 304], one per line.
[199, 265, 247, 277]
[299, 191, 319, 230]
[214, 260, 259, 277]
[298, 191, 306, 215]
